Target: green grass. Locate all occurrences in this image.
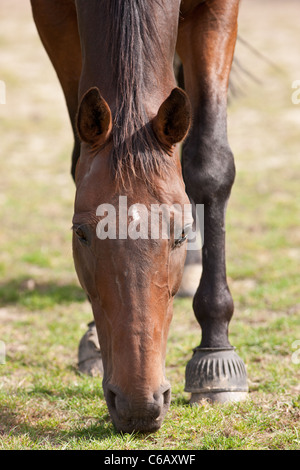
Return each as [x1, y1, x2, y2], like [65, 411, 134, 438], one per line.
[0, 0, 299, 450]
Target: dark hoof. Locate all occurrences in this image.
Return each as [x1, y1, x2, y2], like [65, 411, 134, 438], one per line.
[78, 321, 103, 377]
[185, 347, 248, 404]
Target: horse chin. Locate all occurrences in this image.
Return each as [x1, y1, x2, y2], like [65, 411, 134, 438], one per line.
[114, 418, 163, 434]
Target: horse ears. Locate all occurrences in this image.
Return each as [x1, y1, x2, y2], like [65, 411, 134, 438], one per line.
[152, 87, 192, 150]
[76, 87, 112, 147]
[77, 86, 190, 150]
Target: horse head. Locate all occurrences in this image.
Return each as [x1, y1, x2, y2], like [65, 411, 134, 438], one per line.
[73, 86, 191, 432]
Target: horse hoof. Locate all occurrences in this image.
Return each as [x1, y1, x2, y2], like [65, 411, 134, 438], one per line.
[185, 347, 248, 404]
[177, 263, 202, 298]
[78, 321, 103, 377]
[189, 391, 248, 404]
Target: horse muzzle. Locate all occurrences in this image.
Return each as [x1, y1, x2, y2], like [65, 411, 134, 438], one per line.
[104, 382, 171, 433]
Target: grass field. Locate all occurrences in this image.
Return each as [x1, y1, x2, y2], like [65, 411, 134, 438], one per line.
[0, 0, 299, 450]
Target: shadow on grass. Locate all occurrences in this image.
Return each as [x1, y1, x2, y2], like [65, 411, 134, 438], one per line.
[0, 380, 194, 447]
[0, 404, 117, 445]
[0, 277, 87, 310]
[171, 396, 190, 406]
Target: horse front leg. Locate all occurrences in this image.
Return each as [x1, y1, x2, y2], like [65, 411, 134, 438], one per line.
[31, 0, 82, 180]
[177, 0, 248, 403]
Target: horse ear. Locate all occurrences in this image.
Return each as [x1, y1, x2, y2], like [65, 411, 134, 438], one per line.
[77, 87, 112, 147]
[152, 88, 191, 150]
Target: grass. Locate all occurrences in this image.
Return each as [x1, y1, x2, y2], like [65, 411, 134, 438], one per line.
[0, 0, 299, 450]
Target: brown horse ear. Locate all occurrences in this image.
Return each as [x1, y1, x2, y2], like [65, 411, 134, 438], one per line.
[77, 87, 112, 147]
[152, 87, 191, 150]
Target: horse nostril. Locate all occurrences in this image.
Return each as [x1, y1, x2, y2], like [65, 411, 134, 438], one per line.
[107, 389, 117, 411]
[163, 388, 171, 406]
[153, 386, 171, 410]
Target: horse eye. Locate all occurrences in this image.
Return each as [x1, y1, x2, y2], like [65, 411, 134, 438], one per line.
[73, 225, 90, 246]
[174, 224, 192, 248]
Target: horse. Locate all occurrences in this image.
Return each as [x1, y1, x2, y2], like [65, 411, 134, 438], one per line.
[31, 0, 248, 433]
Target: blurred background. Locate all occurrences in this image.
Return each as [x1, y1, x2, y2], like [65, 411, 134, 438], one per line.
[0, 0, 299, 439]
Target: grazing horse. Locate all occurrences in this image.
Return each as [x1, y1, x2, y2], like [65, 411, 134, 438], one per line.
[31, 0, 248, 433]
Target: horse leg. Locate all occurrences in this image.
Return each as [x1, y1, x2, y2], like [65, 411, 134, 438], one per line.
[177, 0, 248, 402]
[174, 57, 203, 298]
[31, 0, 81, 180]
[31, 0, 102, 375]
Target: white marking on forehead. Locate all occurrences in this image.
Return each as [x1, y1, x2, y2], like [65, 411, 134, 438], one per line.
[130, 205, 141, 222]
